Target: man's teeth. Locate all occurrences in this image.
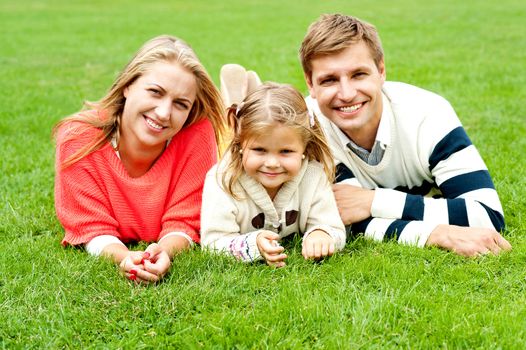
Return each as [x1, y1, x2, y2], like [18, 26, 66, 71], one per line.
[146, 118, 163, 130]
[339, 104, 362, 112]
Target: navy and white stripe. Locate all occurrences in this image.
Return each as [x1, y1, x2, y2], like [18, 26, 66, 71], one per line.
[346, 126, 504, 243]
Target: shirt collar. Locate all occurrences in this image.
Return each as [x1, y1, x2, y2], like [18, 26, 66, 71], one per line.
[334, 92, 392, 150]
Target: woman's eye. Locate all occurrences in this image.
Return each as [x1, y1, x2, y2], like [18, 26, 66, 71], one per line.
[148, 89, 161, 96]
[174, 101, 189, 110]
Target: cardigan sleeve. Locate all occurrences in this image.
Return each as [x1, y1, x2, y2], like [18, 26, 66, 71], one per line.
[159, 120, 218, 244]
[54, 126, 120, 246]
[200, 167, 263, 262]
[302, 165, 346, 250]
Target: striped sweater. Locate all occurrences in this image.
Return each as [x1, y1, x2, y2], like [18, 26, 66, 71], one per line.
[306, 81, 504, 246]
[55, 116, 217, 246]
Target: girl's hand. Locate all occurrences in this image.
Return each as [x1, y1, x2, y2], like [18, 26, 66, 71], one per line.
[142, 243, 172, 281]
[256, 231, 287, 268]
[302, 230, 335, 260]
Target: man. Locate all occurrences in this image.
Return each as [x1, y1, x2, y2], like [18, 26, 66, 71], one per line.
[300, 14, 510, 256]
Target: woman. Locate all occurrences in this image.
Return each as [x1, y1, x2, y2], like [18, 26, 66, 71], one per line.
[54, 35, 225, 283]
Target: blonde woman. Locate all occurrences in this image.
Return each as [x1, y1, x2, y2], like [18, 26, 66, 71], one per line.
[54, 35, 225, 283]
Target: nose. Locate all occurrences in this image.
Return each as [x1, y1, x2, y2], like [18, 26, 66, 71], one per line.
[338, 78, 357, 102]
[155, 98, 172, 120]
[264, 154, 280, 168]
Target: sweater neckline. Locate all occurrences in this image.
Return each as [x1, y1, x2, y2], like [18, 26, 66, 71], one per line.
[237, 160, 309, 221]
[104, 138, 175, 181]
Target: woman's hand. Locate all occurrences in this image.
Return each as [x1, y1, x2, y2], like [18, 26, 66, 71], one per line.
[142, 243, 172, 280]
[118, 246, 170, 284]
[256, 231, 287, 268]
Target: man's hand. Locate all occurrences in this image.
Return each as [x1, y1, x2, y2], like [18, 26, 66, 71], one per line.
[426, 224, 512, 257]
[256, 231, 287, 268]
[332, 184, 374, 225]
[302, 229, 335, 260]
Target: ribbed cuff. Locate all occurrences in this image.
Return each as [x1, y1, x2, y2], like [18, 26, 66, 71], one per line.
[158, 231, 194, 247]
[85, 235, 125, 256]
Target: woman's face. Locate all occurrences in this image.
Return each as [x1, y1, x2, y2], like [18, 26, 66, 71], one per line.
[120, 60, 197, 154]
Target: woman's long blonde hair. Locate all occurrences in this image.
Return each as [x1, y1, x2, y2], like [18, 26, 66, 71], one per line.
[54, 35, 226, 169]
[223, 82, 334, 198]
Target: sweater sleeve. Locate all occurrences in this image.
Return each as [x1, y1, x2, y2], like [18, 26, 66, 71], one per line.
[159, 120, 218, 244]
[348, 99, 505, 246]
[200, 168, 263, 262]
[54, 127, 120, 246]
[303, 167, 346, 250]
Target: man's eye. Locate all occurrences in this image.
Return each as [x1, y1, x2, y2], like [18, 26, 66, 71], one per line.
[320, 78, 335, 85]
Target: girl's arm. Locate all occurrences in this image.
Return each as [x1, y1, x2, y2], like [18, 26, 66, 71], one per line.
[200, 169, 264, 262]
[303, 169, 346, 251]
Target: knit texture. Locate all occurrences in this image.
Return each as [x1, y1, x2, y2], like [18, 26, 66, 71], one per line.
[200, 159, 346, 261]
[55, 115, 217, 246]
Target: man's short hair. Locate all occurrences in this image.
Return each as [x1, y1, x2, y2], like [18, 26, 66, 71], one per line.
[299, 14, 384, 79]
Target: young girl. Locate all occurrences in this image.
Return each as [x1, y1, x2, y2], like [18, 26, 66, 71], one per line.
[200, 83, 345, 267]
[54, 35, 226, 283]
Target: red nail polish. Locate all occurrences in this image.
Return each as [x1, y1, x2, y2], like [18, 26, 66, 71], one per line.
[143, 252, 150, 259]
[130, 269, 137, 275]
[129, 274, 136, 281]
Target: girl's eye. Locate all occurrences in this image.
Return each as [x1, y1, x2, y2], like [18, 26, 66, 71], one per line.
[251, 147, 265, 152]
[280, 149, 293, 154]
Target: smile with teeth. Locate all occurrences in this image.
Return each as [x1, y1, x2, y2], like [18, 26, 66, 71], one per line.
[145, 117, 165, 130]
[338, 103, 363, 113]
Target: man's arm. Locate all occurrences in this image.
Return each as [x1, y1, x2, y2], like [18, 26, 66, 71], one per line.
[333, 127, 512, 257]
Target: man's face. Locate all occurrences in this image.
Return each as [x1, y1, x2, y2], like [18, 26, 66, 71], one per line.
[306, 41, 385, 146]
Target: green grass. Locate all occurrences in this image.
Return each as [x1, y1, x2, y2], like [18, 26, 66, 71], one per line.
[1, 0, 525, 348]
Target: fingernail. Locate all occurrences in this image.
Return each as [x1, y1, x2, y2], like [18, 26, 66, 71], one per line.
[130, 269, 137, 275]
[143, 252, 150, 259]
[140, 259, 145, 264]
[129, 274, 136, 281]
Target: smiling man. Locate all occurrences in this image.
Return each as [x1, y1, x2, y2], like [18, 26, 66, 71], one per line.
[301, 14, 511, 256]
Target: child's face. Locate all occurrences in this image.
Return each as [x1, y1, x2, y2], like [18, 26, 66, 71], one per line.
[241, 124, 306, 199]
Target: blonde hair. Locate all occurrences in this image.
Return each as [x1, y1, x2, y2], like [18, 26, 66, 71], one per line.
[299, 14, 384, 80]
[223, 82, 334, 198]
[54, 35, 226, 169]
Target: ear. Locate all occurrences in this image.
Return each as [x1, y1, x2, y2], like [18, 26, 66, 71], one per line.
[304, 72, 316, 98]
[123, 86, 129, 99]
[378, 58, 386, 83]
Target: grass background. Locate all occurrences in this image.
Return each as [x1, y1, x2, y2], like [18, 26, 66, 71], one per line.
[1, 0, 525, 348]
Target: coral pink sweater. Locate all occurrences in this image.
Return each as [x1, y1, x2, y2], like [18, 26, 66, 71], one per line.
[55, 116, 217, 246]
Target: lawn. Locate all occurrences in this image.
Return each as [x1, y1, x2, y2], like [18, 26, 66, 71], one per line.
[1, 0, 525, 348]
